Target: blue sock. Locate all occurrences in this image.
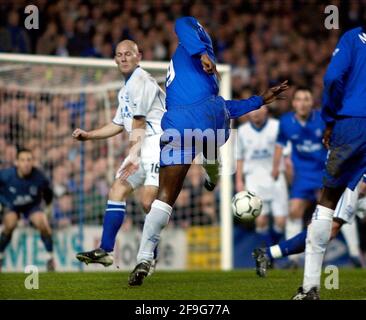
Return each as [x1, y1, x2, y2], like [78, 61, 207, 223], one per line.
[266, 230, 307, 259]
[153, 244, 159, 260]
[256, 227, 273, 248]
[270, 225, 284, 244]
[100, 200, 126, 252]
[41, 234, 53, 252]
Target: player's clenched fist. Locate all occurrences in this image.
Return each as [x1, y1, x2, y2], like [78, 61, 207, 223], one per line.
[72, 128, 90, 141]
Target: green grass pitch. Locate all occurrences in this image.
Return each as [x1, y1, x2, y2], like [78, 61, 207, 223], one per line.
[1, 269, 366, 300]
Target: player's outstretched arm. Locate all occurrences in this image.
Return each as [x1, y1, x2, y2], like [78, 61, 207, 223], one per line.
[72, 123, 123, 141]
[260, 80, 289, 105]
[225, 81, 289, 119]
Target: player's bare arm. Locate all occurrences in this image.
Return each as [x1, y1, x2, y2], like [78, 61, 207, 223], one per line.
[119, 116, 146, 181]
[72, 122, 123, 141]
[235, 159, 245, 192]
[322, 122, 334, 150]
[272, 144, 283, 180]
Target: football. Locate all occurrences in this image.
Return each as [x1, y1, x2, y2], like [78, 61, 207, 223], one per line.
[232, 190, 263, 221]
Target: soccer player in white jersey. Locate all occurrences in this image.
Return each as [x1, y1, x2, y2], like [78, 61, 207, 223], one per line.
[236, 106, 288, 256]
[72, 40, 166, 267]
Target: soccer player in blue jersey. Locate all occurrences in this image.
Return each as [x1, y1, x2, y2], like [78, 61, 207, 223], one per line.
[0, 149, 55, 272]
[252, 88, 327, 271]
[128, 16, 288, 286]
[293, 25, 366, 300]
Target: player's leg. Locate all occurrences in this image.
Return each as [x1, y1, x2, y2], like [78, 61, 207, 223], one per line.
[286, 198, 313, 266]
[253, 186, 287, 277]
[0, 211, 19, 271]
[252, 205, 272, 277]
[255, 206, 271, 247]
[129, 164, 191, 286]
[334, 186, 362, 267]
[262, 219, 342, 268]
[140, 185, 160, 276]
[293, 185, 344, 299]
[341, 221, 362, 267]
[270, 178, 288, 245]
[29, 210, 55, 271]
[76, 178, 133, 266]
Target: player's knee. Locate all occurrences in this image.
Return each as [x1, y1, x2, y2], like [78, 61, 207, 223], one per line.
[255, 215, 268, 229]
[4, 216, 18, 232]
[141, 200, 153, 213]
[289, 208, 302, 219]
[109, 182, 129, 201]
[157, 189, 174, 207]
[274, 218, 286, 231]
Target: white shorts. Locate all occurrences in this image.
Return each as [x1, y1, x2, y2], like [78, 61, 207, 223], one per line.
[115, 134, 161, 189]
[245, 172, 288, 217]
[333, 186, 359, 224]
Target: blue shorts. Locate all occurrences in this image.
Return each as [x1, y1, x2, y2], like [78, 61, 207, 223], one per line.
[2, 204, 42, 219]
[160, 95, 230, 166]
[323, 117, 366, 190]
[290, 174, 322, 201]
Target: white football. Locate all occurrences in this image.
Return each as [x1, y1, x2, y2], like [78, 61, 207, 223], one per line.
[232, 190, 262, 221]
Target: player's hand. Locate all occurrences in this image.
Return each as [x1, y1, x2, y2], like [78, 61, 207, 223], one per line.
[118, 155, 140, 181]
[271, 167, 280, 180]
[200, 54, 221, 80]
[322, 123, 334, 150]
[260, 81, 289, 105]
[72, 128, 90, 141]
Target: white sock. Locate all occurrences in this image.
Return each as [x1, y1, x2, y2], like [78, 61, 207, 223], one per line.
[341, 222, 360, 258]
[137, 200, 172, 264]
[303, 205, 334, 292]
[270, 245, 283, 259]
[46, 252, 54, 260]
[285, 218, 302, 261]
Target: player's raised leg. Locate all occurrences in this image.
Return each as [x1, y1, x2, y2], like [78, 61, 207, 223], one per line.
[0, 211, 18, 272]
[29, 210, 55, 271]
[128, 164, 190, 286]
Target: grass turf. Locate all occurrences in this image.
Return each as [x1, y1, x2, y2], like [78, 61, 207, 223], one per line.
[1, 269, 366, 300]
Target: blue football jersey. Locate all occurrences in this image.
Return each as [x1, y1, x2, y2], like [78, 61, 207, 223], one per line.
[166, 16, 219, 107]
[322, 27, 366, 123]
[277, 111, 327, 175]
[0, 167, 53, 211]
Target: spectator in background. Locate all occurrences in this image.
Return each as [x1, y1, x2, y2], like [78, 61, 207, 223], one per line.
[3, 10, 30, 53]
[36, 22, 58, 55]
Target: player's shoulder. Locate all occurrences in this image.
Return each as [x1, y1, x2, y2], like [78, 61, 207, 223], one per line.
[175, 16, 197, 27]
[127, 67, 155, 90]
[0, 166, 16, 179]
[311, 109, 325, 123]
[267, 117, 279, 127]
[31, 167, 48, 181]
[238, 121, 251, 134]
[279, 111, 295, 123]
[342, 26, 363, 39]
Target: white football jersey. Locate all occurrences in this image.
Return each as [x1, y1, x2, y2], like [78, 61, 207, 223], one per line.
[236, 118, 284, 178]
[113, 66, 166, 136]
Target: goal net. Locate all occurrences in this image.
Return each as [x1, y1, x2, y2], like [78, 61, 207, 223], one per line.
[0, 53, 232, 272]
